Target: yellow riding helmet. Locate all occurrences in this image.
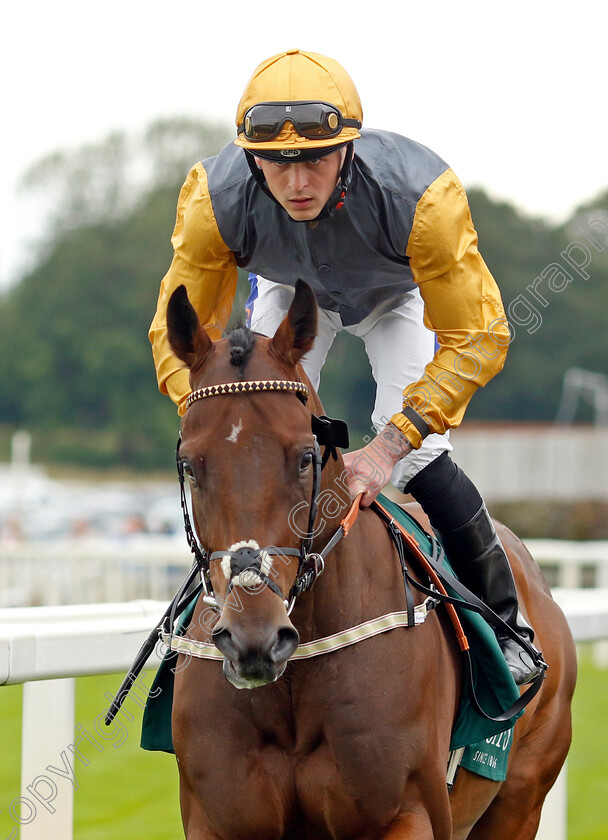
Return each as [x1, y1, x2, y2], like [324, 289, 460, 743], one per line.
[235, 49, 363, 154]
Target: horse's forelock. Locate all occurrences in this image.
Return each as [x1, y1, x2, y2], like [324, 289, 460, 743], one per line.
[228, 327, 257, 368]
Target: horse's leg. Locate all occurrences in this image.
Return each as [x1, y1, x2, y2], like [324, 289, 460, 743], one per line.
[449, 771, 501, 839]
[464, 734, 569, 840]
[177, 761, 222, 840]
[375, 778, 454, 840]
[464, 783, 544, 840]
[379, 806, 450, 840]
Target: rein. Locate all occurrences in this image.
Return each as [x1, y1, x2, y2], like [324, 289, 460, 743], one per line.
[106, 376, 543, 728]
[162, 490, 439, 661]
[166, 489, 546, 727]
[177, 377, 348, 614]
[105, 376, 348, 725]
[372, 500, 547, 722]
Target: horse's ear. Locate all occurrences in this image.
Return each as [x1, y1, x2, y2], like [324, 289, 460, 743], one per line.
[270, 280, 318, 367]
[167, 285, 214, 369]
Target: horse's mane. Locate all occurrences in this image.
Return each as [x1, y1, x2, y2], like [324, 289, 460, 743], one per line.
[228, 325, 257, 368]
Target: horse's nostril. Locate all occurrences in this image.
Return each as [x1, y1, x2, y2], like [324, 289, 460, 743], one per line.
[269, 626, 300, 664]
[213, 623, 299, 672]
[212, 626, 240, 660]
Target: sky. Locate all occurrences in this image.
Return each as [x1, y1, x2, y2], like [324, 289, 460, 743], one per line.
[1, 0, 606, 288]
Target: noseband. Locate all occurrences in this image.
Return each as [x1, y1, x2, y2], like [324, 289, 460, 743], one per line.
[103, 377, 349, 724]
[177, 378, 349, 614]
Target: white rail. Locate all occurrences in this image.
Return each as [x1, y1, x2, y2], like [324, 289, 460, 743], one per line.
[526, 540, 608, 588]
[2, 539, 607, 607]
[0, 600, 168, 840]
[0, 599, 168, 685]
[0, 590, 606, 839]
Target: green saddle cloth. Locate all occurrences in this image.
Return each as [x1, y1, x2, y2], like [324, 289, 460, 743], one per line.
[141, 493, 522, 781]
[376, 495, 521, 781]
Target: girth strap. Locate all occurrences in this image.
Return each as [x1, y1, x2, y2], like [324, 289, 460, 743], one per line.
[371, 499, 547, 723]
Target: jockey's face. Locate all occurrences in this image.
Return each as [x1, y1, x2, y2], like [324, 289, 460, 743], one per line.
[254, 148, 346, 221]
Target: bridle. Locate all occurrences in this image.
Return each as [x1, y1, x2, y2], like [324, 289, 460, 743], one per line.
[177, 377, 349, 616]
[106, 381, 547, 728]
[104, 377, 349, 725]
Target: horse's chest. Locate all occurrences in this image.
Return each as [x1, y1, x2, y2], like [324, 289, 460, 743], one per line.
[292, 704, 409, 830]
[229, 715, 406, 839]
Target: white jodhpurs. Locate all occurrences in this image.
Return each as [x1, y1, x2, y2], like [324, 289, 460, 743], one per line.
[247, 275, 452, 488]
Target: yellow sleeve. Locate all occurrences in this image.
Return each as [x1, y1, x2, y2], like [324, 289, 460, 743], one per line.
[390, 169, 510, 448]
[149, 163, 238, 415]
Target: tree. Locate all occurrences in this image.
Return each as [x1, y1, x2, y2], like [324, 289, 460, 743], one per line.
[0, 118, 233, 468]
[465, 189, 608, 423]
[1, 121, 606, 469]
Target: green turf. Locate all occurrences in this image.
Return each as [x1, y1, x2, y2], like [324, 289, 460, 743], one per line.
[0, 673, 181, 840]
[0, 652, 606, 838]
[0, 682, 22, 839]
[71, 672, 181, 839]
[568, 647, 608, 840]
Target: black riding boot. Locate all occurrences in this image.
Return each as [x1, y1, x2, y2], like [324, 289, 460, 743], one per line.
[405, 452, 543, 685]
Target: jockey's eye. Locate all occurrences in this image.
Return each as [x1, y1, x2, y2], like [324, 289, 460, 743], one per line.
[299, 451, 314, 473]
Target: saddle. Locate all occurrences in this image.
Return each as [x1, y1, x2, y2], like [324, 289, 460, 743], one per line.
[138, 493, 544, 787]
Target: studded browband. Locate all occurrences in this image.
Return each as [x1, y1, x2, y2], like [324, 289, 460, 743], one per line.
[186, 379, 309, 409]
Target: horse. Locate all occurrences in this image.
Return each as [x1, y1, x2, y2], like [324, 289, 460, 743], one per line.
[164, 279, 577, 840]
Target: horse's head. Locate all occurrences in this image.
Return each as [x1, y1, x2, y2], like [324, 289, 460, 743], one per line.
[167, 280, 322, 689]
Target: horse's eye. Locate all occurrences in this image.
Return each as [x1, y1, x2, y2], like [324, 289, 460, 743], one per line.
[300, 451, 314, 473]
[182, 460, 197, 484]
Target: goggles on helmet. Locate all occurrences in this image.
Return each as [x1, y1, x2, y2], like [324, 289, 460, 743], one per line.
[237, 100, 361, 142]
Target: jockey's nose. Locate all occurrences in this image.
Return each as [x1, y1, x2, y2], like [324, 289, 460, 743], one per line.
[287, 163, 310, 192]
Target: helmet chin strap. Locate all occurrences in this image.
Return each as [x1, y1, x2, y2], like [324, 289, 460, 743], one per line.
[245, 150, 279, 203]
[244, 142, 355, 222]
[320, 142, 353, 218]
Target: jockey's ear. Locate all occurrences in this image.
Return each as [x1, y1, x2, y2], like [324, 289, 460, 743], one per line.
[270, 279, 318, 367]
[167, 285, 214, 371]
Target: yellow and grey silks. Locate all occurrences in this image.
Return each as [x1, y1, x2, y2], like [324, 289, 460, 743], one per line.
[149, 126, 509, 450]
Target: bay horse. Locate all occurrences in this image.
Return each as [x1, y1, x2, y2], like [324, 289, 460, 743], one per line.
[165, 279, 576, 840]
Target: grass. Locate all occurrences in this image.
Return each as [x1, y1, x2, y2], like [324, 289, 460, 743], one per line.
[568, 647, 608, 840]
[71, 673, 181, 839]
[0, 673, 181, 839]
[0, 651, 605, 838]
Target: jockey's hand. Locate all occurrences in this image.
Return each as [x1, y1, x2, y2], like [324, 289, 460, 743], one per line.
[342, 424, 413, 508]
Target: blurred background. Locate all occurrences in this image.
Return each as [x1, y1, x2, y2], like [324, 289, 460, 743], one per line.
[1, 0, 607, 564]
[0, 3, 606, 838]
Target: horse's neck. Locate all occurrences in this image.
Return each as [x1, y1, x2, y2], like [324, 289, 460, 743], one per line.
[311, 456, 350, 537]
[299, 501, 407, 639]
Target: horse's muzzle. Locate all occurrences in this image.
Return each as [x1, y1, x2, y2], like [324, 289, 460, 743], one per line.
[212, 624, 300, 690]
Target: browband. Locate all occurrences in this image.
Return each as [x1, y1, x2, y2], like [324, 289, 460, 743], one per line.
[187, 379, 308, 409]
[185, 377, 349, 467]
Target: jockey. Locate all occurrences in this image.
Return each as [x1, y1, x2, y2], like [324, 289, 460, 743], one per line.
[150, 48, 543, 685]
